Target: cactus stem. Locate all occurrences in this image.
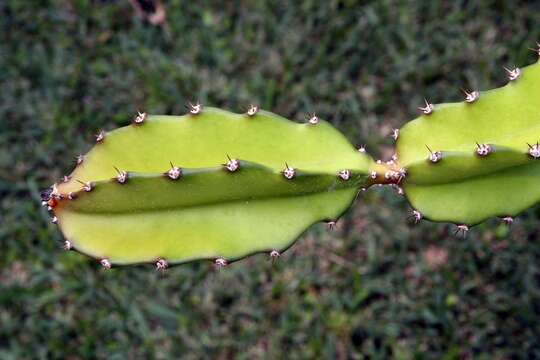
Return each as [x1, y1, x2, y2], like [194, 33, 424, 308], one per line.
[246, 105, 259, 117]
[358, 145, 366, 153]
[282, 163, 296, 180]
[462, 89, 480, 103]
[76, 154, 84, 166]
[475, 143, 492, 157]
[307, 113, 319, 125]
[188, 102, 202, 115]
[100, 258, 112, 269]
[504, 66, 521, 81]
[214, 257, 227, 268]
[426, 145, 442, 163]
[454, 224, 469, 237]
[76, 180, 94, 192]
[155, 258, 168, 270]
[418, 99, 434, 115]
[113, 166, 128, 184]
[95, 130, 105, 143]
[391, 129, 399, 140]
[166, 162, 182, 180]
[224, 155, 240, 172]
[337, 169, 351, 181]
[501, 216, 514, 226]
[527, 142, 540, 158]
[269, 250, 280, 261]
[133, 111, 147, 125]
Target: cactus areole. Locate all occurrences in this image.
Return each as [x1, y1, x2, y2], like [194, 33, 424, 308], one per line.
[47, 58, 540, 268]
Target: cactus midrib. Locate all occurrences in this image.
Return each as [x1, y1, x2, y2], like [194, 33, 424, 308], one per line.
[58, 163, 367, 214]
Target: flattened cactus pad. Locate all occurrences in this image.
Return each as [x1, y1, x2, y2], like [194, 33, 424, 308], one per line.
[51, 108, 373, 266]
[396, 61, 540, 225]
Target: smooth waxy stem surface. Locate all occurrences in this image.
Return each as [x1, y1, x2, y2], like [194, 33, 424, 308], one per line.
[396, 61, 540, 225]
[52, 108, 372, 265]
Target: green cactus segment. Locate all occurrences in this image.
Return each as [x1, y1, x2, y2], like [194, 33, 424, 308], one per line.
[397, 61, 540, 224]
[53, 108, 372, 264]
[58, 108, 371, 194]
[56, 163, 367, 264]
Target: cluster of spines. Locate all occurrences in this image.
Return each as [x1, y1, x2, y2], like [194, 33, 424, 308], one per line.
[45, 104, 361, 270]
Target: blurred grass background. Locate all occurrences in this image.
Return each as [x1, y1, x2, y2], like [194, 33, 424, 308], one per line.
[2, 1, 540, 358]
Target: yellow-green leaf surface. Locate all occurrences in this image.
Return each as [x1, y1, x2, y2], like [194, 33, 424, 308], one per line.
[54, 108, 372, 265]
[397, 61, 540, 224]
